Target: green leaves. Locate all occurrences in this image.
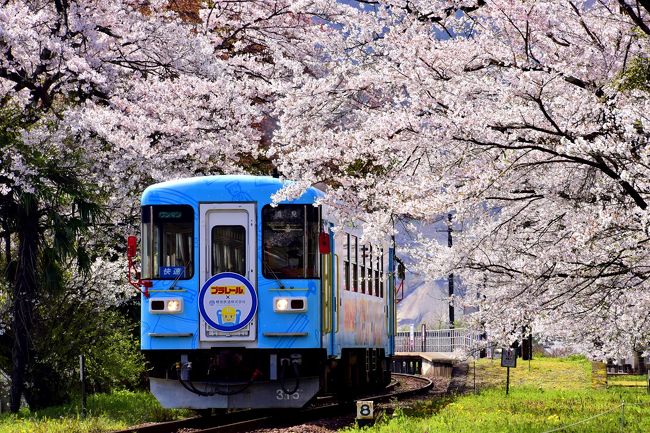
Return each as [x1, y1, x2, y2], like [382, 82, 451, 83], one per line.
[616, 57, 650, 93]
[0, 101, 110, 411]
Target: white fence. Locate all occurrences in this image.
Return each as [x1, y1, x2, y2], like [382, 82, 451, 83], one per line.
[395, 327, 481, 353]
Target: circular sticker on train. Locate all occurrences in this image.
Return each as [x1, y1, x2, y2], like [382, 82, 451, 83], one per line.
[199, 272, 257, 332]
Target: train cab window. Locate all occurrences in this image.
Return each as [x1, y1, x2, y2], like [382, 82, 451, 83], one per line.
[262, 205, 320, 279]
[142, 205, 194, 280]
[211, 226, 246, 276]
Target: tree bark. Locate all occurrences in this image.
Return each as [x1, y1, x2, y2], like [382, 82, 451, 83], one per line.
[2, 221, 9, 267]
[9, 198, 39, 413]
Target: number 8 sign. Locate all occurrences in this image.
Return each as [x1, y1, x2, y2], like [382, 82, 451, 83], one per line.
[356, 400, 374, 420]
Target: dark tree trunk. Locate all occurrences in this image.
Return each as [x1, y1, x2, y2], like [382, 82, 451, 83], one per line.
[2, 221, 9, 266]
[9, 198, 39, 413]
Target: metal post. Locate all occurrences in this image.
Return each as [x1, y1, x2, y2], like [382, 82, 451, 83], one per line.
[479, 332, 487, 358]
[421, 323, 427, 352]
[80, 355, 86, 417]
[474, 361, 476, 393]
[447, 214, 455, 329]
[620, 400, 625, 432]
[506, 367, 510, 396]
[436, 214, 458, 330]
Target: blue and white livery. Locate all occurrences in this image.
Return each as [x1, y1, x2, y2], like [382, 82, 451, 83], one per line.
[132, 175, 397, 409]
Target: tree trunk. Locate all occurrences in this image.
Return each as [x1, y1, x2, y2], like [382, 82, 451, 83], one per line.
[9, 198, 39, 413]
[2, 219, 9, 267]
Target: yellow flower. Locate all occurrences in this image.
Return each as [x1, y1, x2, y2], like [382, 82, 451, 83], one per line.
[546, 414, 560, 424]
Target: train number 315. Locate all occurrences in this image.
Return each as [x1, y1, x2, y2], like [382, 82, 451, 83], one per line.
[276, 389, 301, 400]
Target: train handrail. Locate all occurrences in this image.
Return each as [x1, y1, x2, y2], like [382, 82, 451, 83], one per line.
[334, 253, 340, 334]
[322, 253, 332, 334]
[322, 254, 328, 334]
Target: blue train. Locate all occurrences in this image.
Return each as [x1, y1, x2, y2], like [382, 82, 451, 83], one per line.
[127, 175, 397, 409]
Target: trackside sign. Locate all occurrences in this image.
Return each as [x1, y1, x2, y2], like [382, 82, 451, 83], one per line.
[501, 348, 517, 368]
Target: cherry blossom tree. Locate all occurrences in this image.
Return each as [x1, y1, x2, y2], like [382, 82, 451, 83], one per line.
[3, 0, 650, 411]
[0, 0, 351, 410]
[272, 0, 650, 357]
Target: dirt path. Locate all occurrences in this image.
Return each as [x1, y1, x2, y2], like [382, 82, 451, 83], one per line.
[447, 362, 469, 394]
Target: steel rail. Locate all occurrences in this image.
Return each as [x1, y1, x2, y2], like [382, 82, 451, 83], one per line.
[111, 409, 269, 433]
[113, 374, 432, 433]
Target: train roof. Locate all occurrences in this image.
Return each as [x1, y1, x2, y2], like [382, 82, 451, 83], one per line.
[141, 175, 322, 206]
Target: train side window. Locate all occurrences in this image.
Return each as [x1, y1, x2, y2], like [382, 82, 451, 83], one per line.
[365, 245, 370, 295]
[262, 204, 320, 279]
[368, 245, 377, 296]
[360, 244, 366, 294]
[142, 205, 194, 280]
[344, 234, 350, 291]
[351, 236, 358, 292]
[374, 247, 380, 297]
[211, 226, 246, 276]
[380, 248, 384, 298]
[366, 245, 370, 295]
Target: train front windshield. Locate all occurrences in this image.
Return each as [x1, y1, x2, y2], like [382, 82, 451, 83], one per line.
[262, 204, 320, 279]
[141, 205, 194, 280]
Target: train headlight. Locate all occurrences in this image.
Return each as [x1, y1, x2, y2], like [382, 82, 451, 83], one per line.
[149, 297, 183, 314]
[273, 297, 307, 313]
[275, 298, 290, 311]
[167, 299, 182, 312]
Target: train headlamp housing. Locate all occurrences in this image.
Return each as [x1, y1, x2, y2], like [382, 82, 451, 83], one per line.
[275, 298, 289, 311]
[167, 299, 182, 312]
[273, 296, 307, 313]
[149, 297, 184, 314]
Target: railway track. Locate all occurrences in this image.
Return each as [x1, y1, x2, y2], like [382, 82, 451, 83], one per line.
[114, 373, 433, 433]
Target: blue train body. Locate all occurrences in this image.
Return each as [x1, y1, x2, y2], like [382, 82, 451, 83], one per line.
[137, 175, 396, 409]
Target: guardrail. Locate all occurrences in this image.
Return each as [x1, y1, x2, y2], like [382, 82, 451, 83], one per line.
[395, 327, 481, 353]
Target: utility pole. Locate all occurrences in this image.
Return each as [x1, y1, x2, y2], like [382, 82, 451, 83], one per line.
[436, 213, 459, 331]
[447, 213, 454, 329]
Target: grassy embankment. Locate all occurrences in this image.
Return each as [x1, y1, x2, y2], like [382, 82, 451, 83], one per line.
[345, 355, 650, 433]
[2, 356, 648, 433]
[0, 390, 192, 433]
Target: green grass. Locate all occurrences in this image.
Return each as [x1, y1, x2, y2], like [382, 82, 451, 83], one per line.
[0, 390, 193, 433]
[469, 355, 592, 390]
[607, 374, 647, 388]
[345, 356, 650, 433]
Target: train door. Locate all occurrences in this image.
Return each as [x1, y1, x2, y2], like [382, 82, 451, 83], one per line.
[387, 245, 396, 354]
[198, 203, 257, 342]
[328, 224, 339, 355]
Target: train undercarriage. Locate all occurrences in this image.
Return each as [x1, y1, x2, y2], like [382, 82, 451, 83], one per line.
[144, 348, 391, 409]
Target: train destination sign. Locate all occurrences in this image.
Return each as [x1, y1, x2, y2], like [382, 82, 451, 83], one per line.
[199, 272, 258, 332]
[159, 266, 184, 279]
